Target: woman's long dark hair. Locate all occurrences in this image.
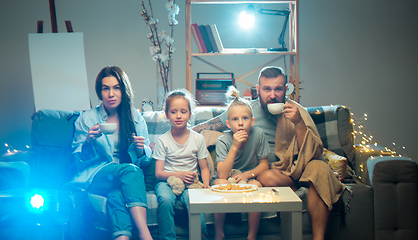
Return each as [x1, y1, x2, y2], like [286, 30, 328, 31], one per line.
[95, 66, 136, 163]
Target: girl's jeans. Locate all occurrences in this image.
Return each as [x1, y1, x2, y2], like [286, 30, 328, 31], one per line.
[155, 181, 208, 240]
[88, 163, 148, 239]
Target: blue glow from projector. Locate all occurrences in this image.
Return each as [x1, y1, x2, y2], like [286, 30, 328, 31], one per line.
[30, 194, 44, 209]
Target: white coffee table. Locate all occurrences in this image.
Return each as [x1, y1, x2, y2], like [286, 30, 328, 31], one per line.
[188, 187, 302, 240]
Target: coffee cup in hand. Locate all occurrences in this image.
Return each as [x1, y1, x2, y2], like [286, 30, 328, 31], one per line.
[267, 103, 285, 115]
[99, 123, 117, 134]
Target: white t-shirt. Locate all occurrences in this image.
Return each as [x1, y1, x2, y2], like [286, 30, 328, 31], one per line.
[152, 129, 208, 173]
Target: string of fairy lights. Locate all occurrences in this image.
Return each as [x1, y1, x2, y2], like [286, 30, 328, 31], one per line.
[350, 112, 409, 158]
[3, 143, 30, 156]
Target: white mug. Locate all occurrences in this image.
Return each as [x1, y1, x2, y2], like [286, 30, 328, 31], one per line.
[99, 123, 117, 134]
[267, 103, 285, 115]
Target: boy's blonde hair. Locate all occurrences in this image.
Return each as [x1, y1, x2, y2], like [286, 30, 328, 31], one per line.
[225, 86, 253, 118]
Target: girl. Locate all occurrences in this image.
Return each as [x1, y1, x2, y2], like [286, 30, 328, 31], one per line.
[212, 86, 270, 240]
[72, 66, 153, 240]
[153, 89, 210, 240]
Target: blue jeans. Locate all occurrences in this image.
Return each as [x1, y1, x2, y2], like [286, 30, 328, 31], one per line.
[88, 163, 148, 239]
[155, 181, 207, 240]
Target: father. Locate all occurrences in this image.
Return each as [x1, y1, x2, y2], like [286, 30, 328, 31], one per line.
[194, 66, 345, 240]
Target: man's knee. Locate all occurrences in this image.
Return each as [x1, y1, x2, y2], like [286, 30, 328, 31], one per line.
[258, 169, 295, 188]
[257, 169, 278, 186]
[306, 160, 333, 176]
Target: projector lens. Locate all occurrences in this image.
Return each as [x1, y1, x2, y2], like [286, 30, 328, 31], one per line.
[30, 194, 44, 209]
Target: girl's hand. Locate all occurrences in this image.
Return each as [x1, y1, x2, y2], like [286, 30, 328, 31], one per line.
[204, 183, 210, 188]
[177, 171, 195, 184]
[86, 124, 101, 144]
[231, 130, 248, 150]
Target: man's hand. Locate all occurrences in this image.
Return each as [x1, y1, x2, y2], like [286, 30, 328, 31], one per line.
[86, 124, 102, 144]
[231, 130, 248, 150]
[284, 101, 307, 149]
[283, 102, 303, 126]
[177, 171, 196, 184]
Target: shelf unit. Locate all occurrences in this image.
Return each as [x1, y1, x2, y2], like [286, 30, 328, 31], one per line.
[185, 0, 299, 102]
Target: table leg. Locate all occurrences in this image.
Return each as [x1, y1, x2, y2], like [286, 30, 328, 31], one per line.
[189, 213, 201, 240]
[281, 211, 302, 240]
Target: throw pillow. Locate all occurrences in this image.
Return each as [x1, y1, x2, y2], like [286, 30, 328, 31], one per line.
[143, 158, 157, 191]
[322, 148, 348, 181]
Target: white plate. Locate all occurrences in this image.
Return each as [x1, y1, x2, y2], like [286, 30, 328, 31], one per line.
[211, 183, 258, 193]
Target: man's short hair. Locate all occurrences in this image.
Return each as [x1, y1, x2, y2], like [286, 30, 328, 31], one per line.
[258, 66, 286, 82]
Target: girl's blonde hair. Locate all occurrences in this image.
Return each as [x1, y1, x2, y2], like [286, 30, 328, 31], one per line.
[225, 86, 253, 118]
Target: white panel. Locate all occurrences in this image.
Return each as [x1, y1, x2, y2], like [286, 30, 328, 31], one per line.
[29, 33, 90, 111]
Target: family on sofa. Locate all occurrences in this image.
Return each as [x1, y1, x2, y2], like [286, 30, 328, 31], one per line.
[69, 65, 348, 240]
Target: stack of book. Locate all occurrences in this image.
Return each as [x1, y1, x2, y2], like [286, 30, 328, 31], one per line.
[191, 23, 224, 53]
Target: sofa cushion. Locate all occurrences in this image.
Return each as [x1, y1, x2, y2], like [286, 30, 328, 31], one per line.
[31, 109, 80, 188]
[322, 148, 348, 181]
[143, 158, 157, 191]
[367, 157, 418, 240]
[307, 105, 355, 166]
[325, 183, 375, 240]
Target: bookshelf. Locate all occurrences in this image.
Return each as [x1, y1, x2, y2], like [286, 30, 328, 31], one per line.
[185, 0, 299, 102]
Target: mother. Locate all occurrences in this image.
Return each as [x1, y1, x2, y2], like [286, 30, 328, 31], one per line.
[72, 66, 153, 240]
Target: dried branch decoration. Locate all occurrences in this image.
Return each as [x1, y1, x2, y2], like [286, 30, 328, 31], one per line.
[141, 0, 179, 93]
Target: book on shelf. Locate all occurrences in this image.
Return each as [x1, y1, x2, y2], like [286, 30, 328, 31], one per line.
[198, 24, 214, 53]
[191, 23, 207, 53]
[205, 25, 218, 53]
[191, 24, 203, 53]
[209, 24, 224, 53]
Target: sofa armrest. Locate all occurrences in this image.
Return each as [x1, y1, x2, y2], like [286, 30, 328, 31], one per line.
[366, 156, 418, 239]
[0, 150, 33, 163]
[353, 145, 392, 185]
[0, 151, 34, 189]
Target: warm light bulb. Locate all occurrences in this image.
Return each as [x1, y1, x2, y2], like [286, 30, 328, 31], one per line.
[239, 10, 255, 28]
